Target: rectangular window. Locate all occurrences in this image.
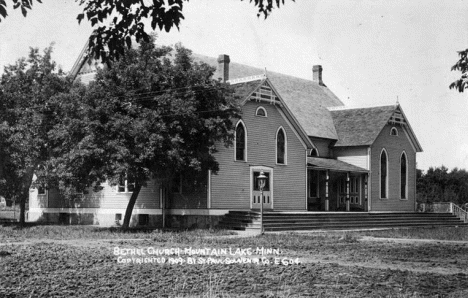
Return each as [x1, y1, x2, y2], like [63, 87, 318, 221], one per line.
[117, 176, 135, 193]
[38, 186, 46, 195]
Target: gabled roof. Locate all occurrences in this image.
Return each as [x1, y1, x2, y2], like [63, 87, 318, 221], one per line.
[230, 77, 315, 149]
[307, 157, 368, 173]
[329, 104, 423, 152]
[192, 54, 344, 140]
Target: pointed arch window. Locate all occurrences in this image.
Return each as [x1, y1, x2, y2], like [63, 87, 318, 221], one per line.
[380, 149, 388, 199]
[310, 148, 319, 157]
[277, 128, 286, 164]
[235, 121, 246, 161]
[401, 152, 407, 199]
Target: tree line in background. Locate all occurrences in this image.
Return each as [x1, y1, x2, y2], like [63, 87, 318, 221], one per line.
[417, 166, 468, 206]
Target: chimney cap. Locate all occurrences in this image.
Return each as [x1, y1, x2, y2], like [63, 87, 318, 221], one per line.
[216, 54, 230, 82]
[313, 65, 325, 86]
[217, 54, 230, 63]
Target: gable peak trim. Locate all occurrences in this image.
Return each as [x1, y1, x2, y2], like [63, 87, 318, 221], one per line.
[227, 74, 266, 85]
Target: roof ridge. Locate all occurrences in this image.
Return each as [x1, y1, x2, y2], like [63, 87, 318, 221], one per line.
[328, 104, 397, 111]
[227, 74, 266, 85]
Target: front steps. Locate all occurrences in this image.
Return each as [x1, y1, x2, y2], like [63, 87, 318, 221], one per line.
[217, 211, 468, 231]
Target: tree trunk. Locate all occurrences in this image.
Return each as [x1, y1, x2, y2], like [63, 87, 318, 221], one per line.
[19, 194, 26, 226]
[122, 183, 142, 229]
[19, 168, 36, 227]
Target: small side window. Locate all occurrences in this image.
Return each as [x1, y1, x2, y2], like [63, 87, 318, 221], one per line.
[310, 148, 319, 157]
[38, 186, 46, 195]
[255, 106, 267, 117]
[390, 127, 398, 136]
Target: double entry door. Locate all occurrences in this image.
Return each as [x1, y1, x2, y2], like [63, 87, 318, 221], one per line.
[251, 166, 273, 210]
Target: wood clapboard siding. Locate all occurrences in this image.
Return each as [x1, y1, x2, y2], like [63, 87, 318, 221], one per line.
[334, 147, 369, 170]
[45, 180, 161, 209]
[370, 125, 416, 211]
[309, 137, 332, 158]
[171, 192, 207, 209]
[211, 101, 307, 210]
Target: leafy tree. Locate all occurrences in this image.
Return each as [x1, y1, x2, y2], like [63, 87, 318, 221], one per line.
[417, 166, 468, 205]
[42, 38, 241, 228]
[0, 45, 73, 225]
[0, 0, 295, 63]
[450, 49, 468, 92]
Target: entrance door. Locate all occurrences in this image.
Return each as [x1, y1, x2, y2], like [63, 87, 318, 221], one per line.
[251, 167, 273, 210]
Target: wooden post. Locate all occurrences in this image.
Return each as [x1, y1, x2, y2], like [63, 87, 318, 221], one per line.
[325, 170, 329, 211]
[364, 174, 368, 211]
[346, 172, 350, 212]
[160, 187, 166, 228]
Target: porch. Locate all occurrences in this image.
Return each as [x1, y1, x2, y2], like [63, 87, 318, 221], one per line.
[307, 157, 369, 212]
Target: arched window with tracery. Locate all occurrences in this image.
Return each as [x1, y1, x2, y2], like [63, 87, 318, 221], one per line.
[380, 149, 388, 199]
[401, 152, 407, 199]
[277, 128, 286, 164]
[235, 121, 246, 161]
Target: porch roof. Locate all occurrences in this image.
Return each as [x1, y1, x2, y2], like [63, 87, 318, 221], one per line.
[307, 157, 368, 173]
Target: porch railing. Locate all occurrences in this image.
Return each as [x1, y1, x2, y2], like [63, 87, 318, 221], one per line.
[418, 202, 468, 223]
[452, 203, 468, 223]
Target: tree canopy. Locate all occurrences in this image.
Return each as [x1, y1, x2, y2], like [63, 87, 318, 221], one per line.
[0, 0, 295, 64]
[0, 45, 73, 224]
[450, 48, 468, 92]
[39, 38, 241, 228]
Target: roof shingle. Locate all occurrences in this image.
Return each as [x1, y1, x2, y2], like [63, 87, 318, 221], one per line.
[307, 157, 368, 172]
[193, 54, 344, 140]
[330, 105, 397, 147]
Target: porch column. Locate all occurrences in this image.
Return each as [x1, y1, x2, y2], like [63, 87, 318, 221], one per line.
[325, 170, 329, 211]
[364, 174, 368, 210]
[207, 170, 212, 209]
[160, 187, 166, 228]
[346, 172, 350, 212]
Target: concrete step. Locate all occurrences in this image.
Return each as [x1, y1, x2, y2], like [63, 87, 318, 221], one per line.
[265, 222, 467, 231]
[217, 211, 468, 231]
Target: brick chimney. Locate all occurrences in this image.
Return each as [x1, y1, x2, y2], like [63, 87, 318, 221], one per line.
[216, 54, 230, 82]
[313, 65, 325, 86]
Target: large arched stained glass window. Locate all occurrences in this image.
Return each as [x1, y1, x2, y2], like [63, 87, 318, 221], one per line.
[277, 128, 286, 164]
[235, 122, 246, 161]
[401, 152, 407, 199]
[380, 149, 388, 199]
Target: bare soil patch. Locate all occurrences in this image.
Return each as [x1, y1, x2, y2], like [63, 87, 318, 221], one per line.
[1, 227, 468, 297]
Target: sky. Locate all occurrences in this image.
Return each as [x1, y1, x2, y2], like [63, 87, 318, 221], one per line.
[0, 0, 467, 172]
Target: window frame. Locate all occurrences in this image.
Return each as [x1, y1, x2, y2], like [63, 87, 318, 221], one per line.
[37, 186, 47, 195]
[255, 106, 268, 117]
[276, 127, 287, 165]
[390, 127, 398, 136]
[117, 175, 135, 193]
[380, 149, 389, 199]
[400, 151, 408, 200]
[234, 120, 247, 162]
[310, 148, 319, 157]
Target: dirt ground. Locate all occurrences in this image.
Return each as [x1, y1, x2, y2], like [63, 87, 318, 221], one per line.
[1, 231, 468, 297]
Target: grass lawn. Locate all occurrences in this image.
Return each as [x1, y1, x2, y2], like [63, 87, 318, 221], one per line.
[1, 225, 468, 297]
